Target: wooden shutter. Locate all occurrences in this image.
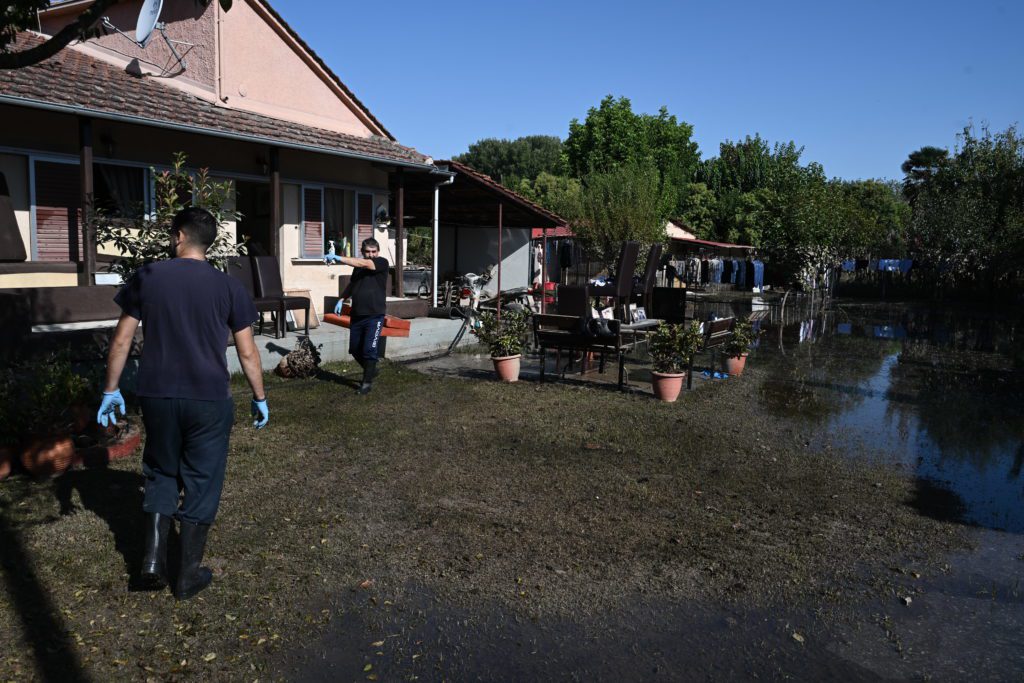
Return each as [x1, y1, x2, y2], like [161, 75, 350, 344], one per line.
[34, 160, 81, 262]
[302, 187, 323, 258]
[356, 193, 373, 246]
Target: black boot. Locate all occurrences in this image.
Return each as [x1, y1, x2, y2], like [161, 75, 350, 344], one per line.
[174, 521, 213, 601]
[358, 360, 378, 395]
[140, 512, 171, 590]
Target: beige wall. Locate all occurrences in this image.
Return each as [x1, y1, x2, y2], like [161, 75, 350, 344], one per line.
[0, 272, 77, 288]
[280, 183, 352, 319]
[0, 153, 30, 259]
[41, 0, 386, 139]
[40, 0, 217, 92]
[219, 0, 378, 138]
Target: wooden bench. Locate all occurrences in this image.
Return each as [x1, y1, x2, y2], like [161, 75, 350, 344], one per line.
[685, 316, 735, 388]
[534, 313, 629, 390]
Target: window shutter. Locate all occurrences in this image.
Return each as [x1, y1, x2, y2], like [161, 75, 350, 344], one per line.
[356, 193, 373, 246]
[302, 187, 323, 258]
[34, 161, 81, 262]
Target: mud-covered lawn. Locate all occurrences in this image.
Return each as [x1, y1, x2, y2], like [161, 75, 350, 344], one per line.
[0, 359, 967, 681]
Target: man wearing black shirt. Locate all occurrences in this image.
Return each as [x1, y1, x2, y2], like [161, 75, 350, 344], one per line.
[98, 207, 269, 600]
[333, 238, 389, 394]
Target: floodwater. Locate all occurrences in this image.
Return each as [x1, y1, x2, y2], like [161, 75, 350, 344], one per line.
[723, 298, 1024, 535]
[278, 298, 1024, 681]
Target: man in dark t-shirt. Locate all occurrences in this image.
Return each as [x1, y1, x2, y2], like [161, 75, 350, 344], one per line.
[97, 207, 269, 601]
[332, 237, 389, 394]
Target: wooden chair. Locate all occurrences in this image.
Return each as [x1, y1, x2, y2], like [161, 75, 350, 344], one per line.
[632, 243, 663, 314]
[650, 287, 688, 324]
[252, 256, 310, 338]
[225, 256, 282, 338]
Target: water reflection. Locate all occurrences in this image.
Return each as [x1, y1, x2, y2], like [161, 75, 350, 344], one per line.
[698, 296, 1024, 533]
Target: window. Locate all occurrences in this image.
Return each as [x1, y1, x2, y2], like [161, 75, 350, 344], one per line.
[301, 186, 324, 258]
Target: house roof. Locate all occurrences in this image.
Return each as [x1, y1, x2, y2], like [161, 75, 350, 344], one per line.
[396, 160, 571, 229]
[0, 32, 438, 171]
[36, 0, 396, 141]
[673, 236, 755, 250]
[443, 160, 570, 228]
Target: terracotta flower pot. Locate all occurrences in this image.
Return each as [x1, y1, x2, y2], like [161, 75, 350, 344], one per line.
[492, 354, 521, 382]
[20, 435, 76, 478]
[0, 447, 13, 481]
[725, 354, 748, 376]
[651, 371, 685, 402]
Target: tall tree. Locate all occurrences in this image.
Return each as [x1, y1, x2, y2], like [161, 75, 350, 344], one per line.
[563, 95, 700, 215]
[900, 145, 949, 205]
[574, 160, 670, 273]
[0, 0, 232, 70]
[454, 135, 564, 186]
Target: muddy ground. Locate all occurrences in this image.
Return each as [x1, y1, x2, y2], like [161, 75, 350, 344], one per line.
[0, 358, 973, 681]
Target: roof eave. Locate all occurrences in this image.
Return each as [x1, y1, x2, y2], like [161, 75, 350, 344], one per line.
[0, 93, 440, 172]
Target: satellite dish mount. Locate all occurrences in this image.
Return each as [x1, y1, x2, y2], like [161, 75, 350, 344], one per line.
[374, 204, 391, 228]
[102, 0, 192, 74]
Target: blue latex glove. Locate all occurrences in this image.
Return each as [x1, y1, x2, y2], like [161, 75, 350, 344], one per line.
[97, 389, 125, 427]
[333, 299, 343, 315]
[251, 397, 269, 429]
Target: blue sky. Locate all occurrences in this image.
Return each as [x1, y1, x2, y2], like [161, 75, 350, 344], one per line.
[278, 0, 1023, 181]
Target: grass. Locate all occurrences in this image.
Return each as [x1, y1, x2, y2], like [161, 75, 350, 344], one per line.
[0, 359, 966, 681]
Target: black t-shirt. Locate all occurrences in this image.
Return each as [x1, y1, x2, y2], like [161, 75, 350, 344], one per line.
[115, 258, 258, 400]
[347, 256, 390, 317]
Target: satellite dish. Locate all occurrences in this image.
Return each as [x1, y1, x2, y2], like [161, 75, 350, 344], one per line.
[135, 0, 164, 47]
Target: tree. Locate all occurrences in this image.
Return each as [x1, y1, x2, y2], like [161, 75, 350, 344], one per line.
[574, 160, 669, 274]
[0, 0, 232, 70]
[908, 125, 1024, 288]
[515, 171, 582, 223]
[92, 152, 242, 281]
[676, 182, 716, 239]
[454, 135, 564, 186]
[900, 145, 949, 205]
[563, 95, 700, 215]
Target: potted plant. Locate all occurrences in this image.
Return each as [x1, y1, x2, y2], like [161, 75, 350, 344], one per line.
[724, 317, 757, 376]
[470, 309, 531, 382]
[4, 351, 92, 478]
[649, 321, 703, 402]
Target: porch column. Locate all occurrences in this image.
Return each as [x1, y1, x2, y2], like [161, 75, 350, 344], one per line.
[432, 182, 439, 307]
[269, 147, 281, 260]
[496, 202, 503, 322]
[541, 227, 548, 313]
[78, 116, 95, 286]
[394, 168, 405, 297]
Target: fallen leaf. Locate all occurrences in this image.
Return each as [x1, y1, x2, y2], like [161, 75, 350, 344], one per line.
[363, 663, 373, 672]
[359, 579, 375, 590]
[792, 632, 805, 644]
[370, 640, 385, 647]
[203, 653, 217, 662]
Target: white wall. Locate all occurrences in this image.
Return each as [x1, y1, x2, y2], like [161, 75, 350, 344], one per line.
[438, 225, 531, 293]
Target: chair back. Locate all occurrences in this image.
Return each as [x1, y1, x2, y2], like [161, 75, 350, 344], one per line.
[555, 285, 590, 318]
[226, 256, 259, 299]
[613, 241, 640, 298]
[252, 256, 284, 298]
[650, 287, 687, 323]
[635, 243, 663, 296]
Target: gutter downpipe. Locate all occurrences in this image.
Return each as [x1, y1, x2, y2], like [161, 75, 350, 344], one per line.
[432, 173, 454, 306]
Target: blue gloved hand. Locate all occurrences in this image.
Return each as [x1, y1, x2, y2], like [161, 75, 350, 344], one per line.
[251, 397, 269, 429]
[334, 299, 343, 315]
[97, 389, 125, 427]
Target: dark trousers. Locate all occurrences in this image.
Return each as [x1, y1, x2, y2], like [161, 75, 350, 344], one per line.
[349, 314, 384, 364]
[140, 397, 235, 525]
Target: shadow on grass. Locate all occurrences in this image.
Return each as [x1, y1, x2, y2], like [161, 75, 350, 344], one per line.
[0, 500, 92, 683]
[315, 367, 361, 390]
[53, 468, 149, 591]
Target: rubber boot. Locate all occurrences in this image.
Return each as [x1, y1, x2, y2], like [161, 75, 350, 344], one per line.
[174, 521, 213, 601]
[358, 360, 378, 395]
[140, 512, 171, 590]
